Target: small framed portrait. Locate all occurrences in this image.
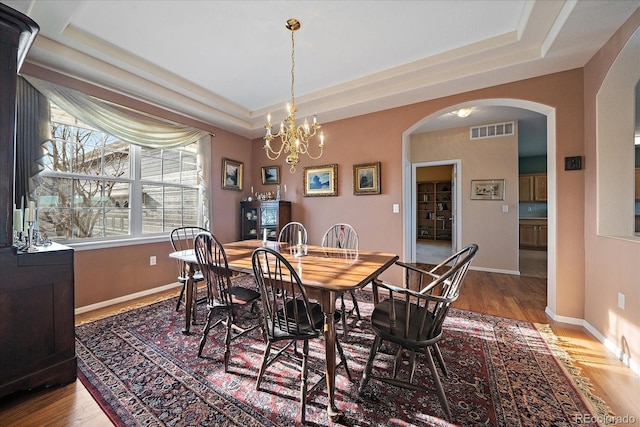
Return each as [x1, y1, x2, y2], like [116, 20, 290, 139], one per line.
[470, 179, 505, 200]
[353, 162, 381, 195]
[261, 165, 280, 185]
[303, 164, 338, 197]
[222, 158, 243, 191]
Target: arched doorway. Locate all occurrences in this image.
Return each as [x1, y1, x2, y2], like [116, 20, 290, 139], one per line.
[401, 98, 557, 314]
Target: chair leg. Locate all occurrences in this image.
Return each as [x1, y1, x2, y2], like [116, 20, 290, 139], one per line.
[197, 310, 214, 357]
[300, 340, 310, 425]
[392, 347, 403, 378]
[358, 335, 382, 395]
[335, 336, 352, 382]
[223, 312, 232, 372]
[255, 342, 272, 390]
[341, 295, 349, 338]
[432, 343, 448, 377]
[350, 290, 361, 320]
[425, 346, 452, 421]
[175, 282, 186, 311]
[408, 350, 417, 383]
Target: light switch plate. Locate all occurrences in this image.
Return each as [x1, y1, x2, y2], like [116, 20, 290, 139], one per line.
[618, 292, 625, 310]
[392, 204, 399, 213]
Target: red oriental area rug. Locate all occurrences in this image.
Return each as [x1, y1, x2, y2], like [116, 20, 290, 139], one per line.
[75, 276, 613, 426]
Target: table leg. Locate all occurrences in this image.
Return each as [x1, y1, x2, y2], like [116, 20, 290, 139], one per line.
[321, 292, 340, 421]
[182, 275, 194, 335]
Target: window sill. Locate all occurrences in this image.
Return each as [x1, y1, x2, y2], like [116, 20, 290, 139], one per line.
[60, 235, 169, 251]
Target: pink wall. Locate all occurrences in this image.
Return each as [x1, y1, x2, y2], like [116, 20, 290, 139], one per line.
[209, 128, 253, 244]
[583, 9, 640, 370]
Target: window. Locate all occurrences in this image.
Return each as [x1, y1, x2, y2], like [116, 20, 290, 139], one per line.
[36, 103, 200, 242]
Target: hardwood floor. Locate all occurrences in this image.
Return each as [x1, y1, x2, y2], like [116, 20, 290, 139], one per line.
[1, 272, 638, 426]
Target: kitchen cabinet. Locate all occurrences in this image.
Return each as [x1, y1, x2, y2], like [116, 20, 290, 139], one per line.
[519, 173, 547, 202]
[519, 219, 547, 249]
[416, 181, 452, 241]
[240, 200, 291, 241]
[635, 169, 640, 200]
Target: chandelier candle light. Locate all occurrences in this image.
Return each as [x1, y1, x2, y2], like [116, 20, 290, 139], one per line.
[264, 18, 325, 173]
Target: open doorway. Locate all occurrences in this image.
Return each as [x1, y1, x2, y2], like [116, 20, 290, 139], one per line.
[402, 99, 557, 316]
[412, 160, 460, 264]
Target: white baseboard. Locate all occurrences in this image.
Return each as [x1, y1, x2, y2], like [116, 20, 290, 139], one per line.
[545, 306, 639, 377]
[75, 282, 182, 315]
[471, 265, 520, 276]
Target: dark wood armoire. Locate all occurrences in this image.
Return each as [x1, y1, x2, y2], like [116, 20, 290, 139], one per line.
[0, 4, 77, 399]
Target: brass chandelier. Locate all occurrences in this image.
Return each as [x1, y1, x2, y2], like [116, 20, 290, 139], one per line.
[263, 18, 325, 173]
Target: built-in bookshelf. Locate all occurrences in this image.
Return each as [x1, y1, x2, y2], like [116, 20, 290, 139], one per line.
[416, 181, 452, 241]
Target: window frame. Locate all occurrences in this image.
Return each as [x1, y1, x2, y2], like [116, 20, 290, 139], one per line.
[37, 106, 202, 250]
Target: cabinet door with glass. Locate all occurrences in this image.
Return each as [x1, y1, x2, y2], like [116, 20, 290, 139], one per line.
[240, 200, 291, 241]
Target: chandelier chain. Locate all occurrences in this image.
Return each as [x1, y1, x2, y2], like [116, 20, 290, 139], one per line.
[290, 28, 295, 108]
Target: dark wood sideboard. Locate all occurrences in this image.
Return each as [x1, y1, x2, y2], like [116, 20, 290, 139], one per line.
[0, 244, 76, 399]
[0, 4, 77, 399]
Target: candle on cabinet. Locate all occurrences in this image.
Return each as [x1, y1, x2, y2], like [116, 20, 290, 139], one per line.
[263, 228, 267, 242]
[297, 230, 302, 246]
[13, 207, 22, 232]
[28, 201, 35, 222]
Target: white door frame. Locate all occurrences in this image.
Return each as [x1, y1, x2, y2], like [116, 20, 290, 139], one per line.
[410, 160, 462, 261]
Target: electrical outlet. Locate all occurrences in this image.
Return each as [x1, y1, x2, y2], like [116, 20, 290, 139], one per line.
[150, 256, 156, 266]
[618, 292, 625, 310]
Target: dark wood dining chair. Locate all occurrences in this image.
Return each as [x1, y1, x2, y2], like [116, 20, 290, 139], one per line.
[321, 223, 362, 338]
[170, 226, 208, 317]
[251, 247, 352, 424]
[277, 221, 308, 246]
[358, 243, 478, 422]
[194, 232, 261, 372]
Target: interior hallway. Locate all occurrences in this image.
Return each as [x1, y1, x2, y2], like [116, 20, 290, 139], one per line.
[416, 240, 547, 278]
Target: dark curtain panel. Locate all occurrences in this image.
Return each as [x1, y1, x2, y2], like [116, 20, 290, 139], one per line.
[15, 76, 50, 208]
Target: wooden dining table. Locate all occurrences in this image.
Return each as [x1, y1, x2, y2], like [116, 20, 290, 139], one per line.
[169, 238, 398, 421]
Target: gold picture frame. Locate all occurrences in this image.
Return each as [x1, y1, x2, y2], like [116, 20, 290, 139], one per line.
[222, 158, 243, 191]
[261, 165, 280, 185]
[303, 164, 338, 197]
[353, 162, 381, 195]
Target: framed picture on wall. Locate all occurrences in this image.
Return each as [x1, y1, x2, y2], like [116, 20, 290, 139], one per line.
[353, 162, 381, 195]
[222, 158, 243, 191]
[261, 165, 280, 185]
[470, 179, 505, 200]
[303, 164, 338, 197]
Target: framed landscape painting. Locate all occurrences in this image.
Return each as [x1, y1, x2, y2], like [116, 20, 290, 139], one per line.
[353, 162, 381, 195]
[222, 158, 243, 191]
[303, 164, 338, 197]
[470, 179, 504, 200]
[261, 165, 280, 185]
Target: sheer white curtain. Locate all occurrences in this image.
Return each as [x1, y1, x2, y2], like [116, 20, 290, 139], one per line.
[24, 75, 208, 147]
[25, 75, 213, 228]
[198, 134, 212, 230]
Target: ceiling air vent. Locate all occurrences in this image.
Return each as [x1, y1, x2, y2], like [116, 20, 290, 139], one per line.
[470, 121, 514, 140]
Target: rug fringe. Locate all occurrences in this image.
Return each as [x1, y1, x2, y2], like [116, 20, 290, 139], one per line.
[534, 323, 616, 426]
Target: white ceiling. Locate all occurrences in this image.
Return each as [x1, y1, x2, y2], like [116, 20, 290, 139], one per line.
[6, 0, 640, 156]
